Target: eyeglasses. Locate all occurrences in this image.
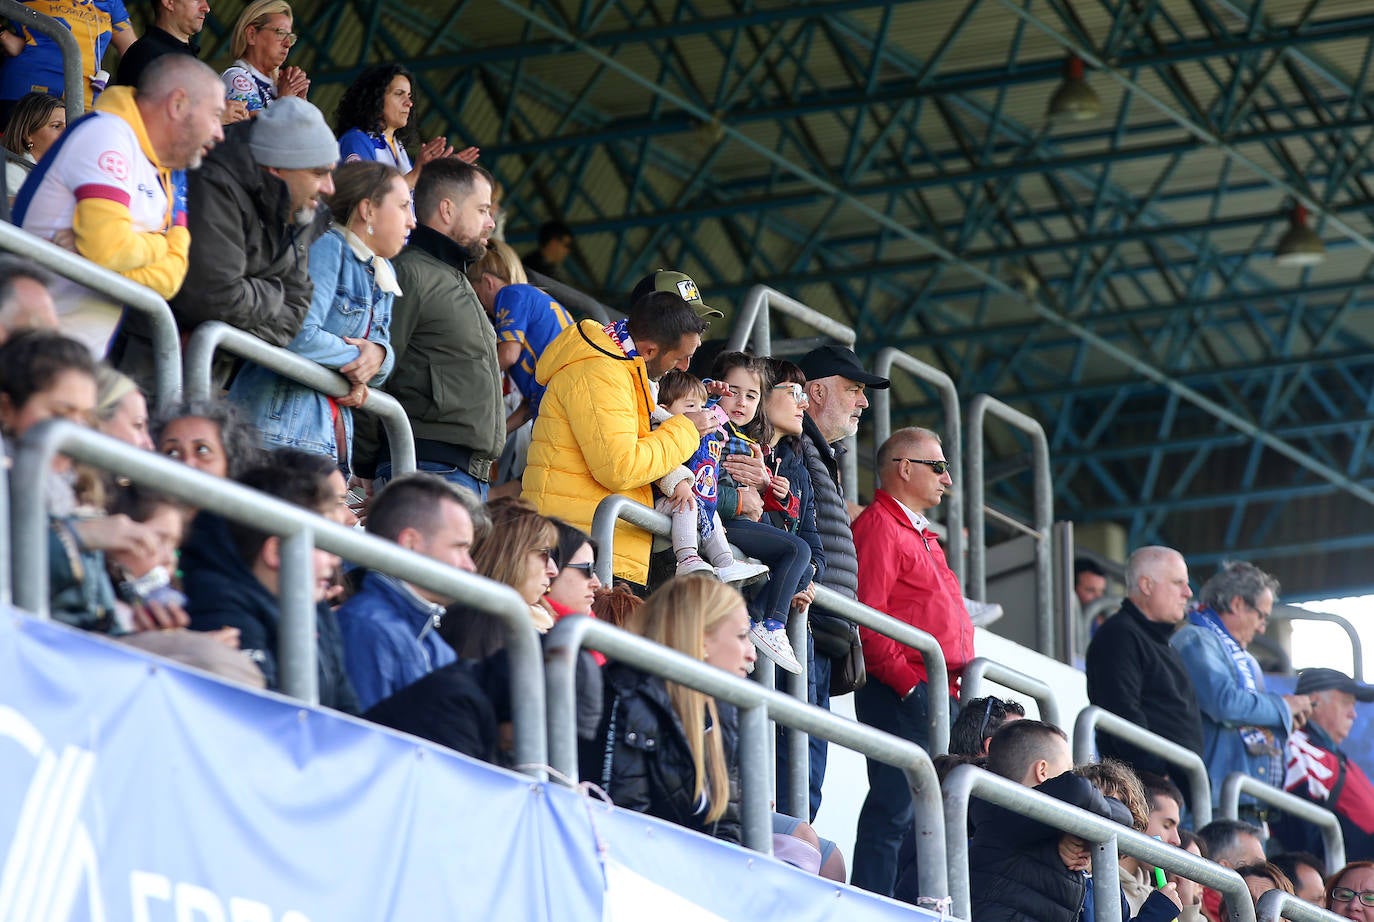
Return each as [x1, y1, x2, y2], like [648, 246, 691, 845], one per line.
[561, 562, 596, 576]
[533, 547, 555, 563]
[258, 26, 298, 45]
[1331, 888, 1374, 906]
[893, 458, 951, 475]
[1247, 599, 1271, 623]
[772, 383, 807, 405]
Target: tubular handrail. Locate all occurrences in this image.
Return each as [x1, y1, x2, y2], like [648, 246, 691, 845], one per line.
[1219, 772, 1346, 872]
[871, 347, 964, 588]
[0, 0, 83, 121]
[183, 321, 416, 474]
[812, 584, 952, 756]
[1256, 889, 1348, 922]
[544, 615, 950, 902]
[11, 420, 546, 776]
[724, 284, 860, 504]
[960, 657, 1062, 727]
[588, 493, 952, 755]
[943, 764, 1257, 922]
[1074, 705, 1213, 826]
[966, 394, 1054, 655]
[1269, 607, 1363, 682]
[0, 223, 181, 408]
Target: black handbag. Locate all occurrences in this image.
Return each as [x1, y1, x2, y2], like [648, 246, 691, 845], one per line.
[828, 623, 867, 697]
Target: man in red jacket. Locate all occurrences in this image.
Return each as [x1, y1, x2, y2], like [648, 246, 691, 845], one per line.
[849, 425, 974, 896]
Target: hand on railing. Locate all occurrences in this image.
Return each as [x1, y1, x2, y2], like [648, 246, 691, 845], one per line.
[341, 337, 386, 384]
[336, 382, 369, 408]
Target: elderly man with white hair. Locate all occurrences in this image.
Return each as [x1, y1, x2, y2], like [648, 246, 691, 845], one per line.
[1085, 545, 1207, 809]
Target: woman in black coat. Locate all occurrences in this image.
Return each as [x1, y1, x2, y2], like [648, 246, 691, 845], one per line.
[582, 575, 754, 844]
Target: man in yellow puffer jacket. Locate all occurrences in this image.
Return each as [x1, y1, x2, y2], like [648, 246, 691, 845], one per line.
[524, 291, 717, 588]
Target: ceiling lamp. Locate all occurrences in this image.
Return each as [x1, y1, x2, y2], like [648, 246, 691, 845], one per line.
[1274, 204, 1326, 267]
[1047, 55, 1102, 122]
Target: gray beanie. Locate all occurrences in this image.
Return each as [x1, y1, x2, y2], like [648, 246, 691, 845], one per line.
[249, 97, 340, 169]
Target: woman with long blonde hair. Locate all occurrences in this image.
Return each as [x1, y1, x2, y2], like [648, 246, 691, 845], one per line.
[584, 575, 751, 842]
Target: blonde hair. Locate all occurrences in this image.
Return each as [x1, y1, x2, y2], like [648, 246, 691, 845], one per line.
[629, 575, 745, 823]
[467, 240, 528, 287]
[1075, 759, 1149, 832]
[472, 497, 556, 602]
[94, 365, 140, 425]
[230, 0, 293, 63]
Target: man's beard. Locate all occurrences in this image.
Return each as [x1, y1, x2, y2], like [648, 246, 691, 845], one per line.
[293, 203, 316, 226]
[455, 236, 488, 263]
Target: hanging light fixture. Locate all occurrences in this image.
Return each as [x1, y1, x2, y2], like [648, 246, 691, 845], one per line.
[1274, 204, 1326, 267]
[1047, 55, 1102, 122]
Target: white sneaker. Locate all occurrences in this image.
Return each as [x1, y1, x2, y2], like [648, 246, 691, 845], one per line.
[716, 560, 770, 585]
[964, 597, 1004, 628]
[675, 554, 716, 577]
[750, 621, 803, 674]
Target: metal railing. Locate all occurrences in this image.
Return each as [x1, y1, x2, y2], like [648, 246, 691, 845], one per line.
[10, 420, 546, 775]
[589, 493, 953, 756]
[184, 321, 416, 474]
[0, 0, 83, 122]
[525, 269, 615, 323]
[1219, 772, 1346, 871]
[943, 764, 1256, 922]
[0, 223, 182, 408]
[871, 347, 964, 588]
[587, 493, 811, 817]
[1074, 705, 1213, 826]
[960, 657, 1061, 727]
[724, 285, 860, 504]
[966, 394, 1054, 655]
[544, 615, 950, 902]
[1257, 890, 1347, 922]
[1270, 607, 1363, 682]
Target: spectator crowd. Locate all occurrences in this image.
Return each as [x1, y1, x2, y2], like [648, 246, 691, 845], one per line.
[0, 3, 1372, 915]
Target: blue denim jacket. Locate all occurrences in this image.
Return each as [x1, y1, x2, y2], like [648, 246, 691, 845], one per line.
[1171, 615, 1291, 807]
[230, 226, 396, 460]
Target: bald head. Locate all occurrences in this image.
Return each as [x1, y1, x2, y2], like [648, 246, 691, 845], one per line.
[876, 426, 951, 512]
[136, 55, 225, 169]
[1125, 545, 1193, 624]
[0, 258, 59, 342]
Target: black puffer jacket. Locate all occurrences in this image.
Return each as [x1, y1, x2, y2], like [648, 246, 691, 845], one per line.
[800, 415, 858, 657]
[582, 663, 740, 844]
[969, 772, 1118, 922]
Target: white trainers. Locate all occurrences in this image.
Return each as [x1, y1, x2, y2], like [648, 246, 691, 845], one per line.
[750, 620, 803, 674]
[964, 597, 1004, 628]
[716, 560, 770, 585]
[675, 554, 716, 577]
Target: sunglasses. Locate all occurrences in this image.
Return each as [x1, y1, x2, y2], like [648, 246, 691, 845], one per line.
[561, 561, 596, 576]
[977, 698, 1009, 743]
[1333, 888, 1374, 906]
[533, 547, 555, 564]
[772, 382, 807, 404]
[894, 458, 951, 475]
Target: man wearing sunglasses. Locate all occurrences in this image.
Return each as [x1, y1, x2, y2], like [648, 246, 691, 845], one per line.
[849, 425, 974, 897]
[1172, 560, 1311, 826]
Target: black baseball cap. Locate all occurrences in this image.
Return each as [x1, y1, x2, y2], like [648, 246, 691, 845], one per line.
[1295, 667, 1374, 702]
[797, 344, 890, 388]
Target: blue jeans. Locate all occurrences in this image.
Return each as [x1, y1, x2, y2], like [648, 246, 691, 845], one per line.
[850, 681, 959, 897]
[374, 460, 489, 500]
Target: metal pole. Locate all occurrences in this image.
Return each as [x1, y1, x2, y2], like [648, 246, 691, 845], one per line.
[943, 764, 1254, 922]
[589, 494, 672, 587]
[1256, 889, 1349, 922]
[1053, 521, 1076, 663]
[543, 616, 948, 898]
[1268, 607, 1363, 682]
[724, 285, 858, 357]
[1074, 706, 1213, 826]
[783, 608, 810, 820]
[872, 347, 965, 588]
[0, 0, 83, 120]
[1091, 836, 1123, 922]
[1219, 772, 1346, 872]
[276, 530, 319, 706]
[960, 657, 1062, 728]
[525, 269, 615, 323]
[184, 322, 416, 473]
[965, 394, 1054, 655]
[11, 421, 545, 776]
[0, 431, 11, 607]
[737, 703, 774, 854]
[0, 223, 181, 408]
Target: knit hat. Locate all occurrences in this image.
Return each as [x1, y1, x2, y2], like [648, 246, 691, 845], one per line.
[249, 97, 340, 169]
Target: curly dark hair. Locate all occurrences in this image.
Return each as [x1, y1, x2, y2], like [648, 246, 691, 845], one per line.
[151, 399, 266, 480]
[333, 63, 418, 148]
